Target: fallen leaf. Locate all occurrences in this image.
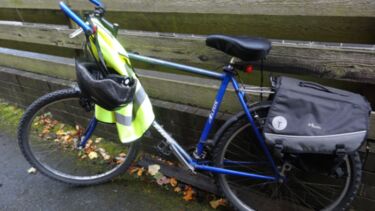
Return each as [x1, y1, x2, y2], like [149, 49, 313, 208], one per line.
[63, 135, 73, 143]
[129, 167, 139, 175]
[27, 167, 37, 174]
[153, 172, 164, 180]
[95, 137, 103, 143]
[98, 148, 110, 160]
[42, 128, 50, 135]
[85, 139, 93, 148]
[169, 177, 178, 187]
[148, 164, 160, 176]
[51, 120, 58, 126]
[174, 186, 181, 193]
[137, 167, 144, 177]
[209, 198, 227, 209]
[116, 157, 125, 164]
[183, 186, 194, 201]
[88, 151, 98, 160]
[56, 129, 65, 136]
[156, 176, 170, 186]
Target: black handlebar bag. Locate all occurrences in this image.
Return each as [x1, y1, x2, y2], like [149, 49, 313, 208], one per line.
[264, 77, 371, 154]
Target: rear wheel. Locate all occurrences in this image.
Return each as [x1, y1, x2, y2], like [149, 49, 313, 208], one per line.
[213, 106, 361, 211]
[18, 88, 139, 185]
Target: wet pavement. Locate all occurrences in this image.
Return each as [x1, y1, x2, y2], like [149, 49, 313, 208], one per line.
[0, 132, 214, 211]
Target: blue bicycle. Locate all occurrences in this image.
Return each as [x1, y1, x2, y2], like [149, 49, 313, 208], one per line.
[18, 1, 362, 210]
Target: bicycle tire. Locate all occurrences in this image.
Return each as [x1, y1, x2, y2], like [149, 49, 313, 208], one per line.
[18, 88, 139, 186]
[213, 103, 362, 211]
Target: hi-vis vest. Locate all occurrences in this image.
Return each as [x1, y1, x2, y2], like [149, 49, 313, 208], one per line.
[89, 18, 154, 143]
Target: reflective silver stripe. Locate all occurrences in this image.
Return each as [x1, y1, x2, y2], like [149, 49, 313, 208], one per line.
[264, 131, 367, 140]
[264, 131, 367, 152]
[135, 86, 147, 104]
[133, 86, 147, 115]
[115, 113, 132, 126]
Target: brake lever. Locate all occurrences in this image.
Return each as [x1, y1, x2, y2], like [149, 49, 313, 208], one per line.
[69, 28, 83, 38]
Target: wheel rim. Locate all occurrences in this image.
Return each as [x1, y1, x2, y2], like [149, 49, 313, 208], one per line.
[219, 123, 351, 211]
[24, 97, 133, 182]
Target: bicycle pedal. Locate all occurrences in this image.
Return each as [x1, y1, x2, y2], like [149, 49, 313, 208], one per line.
[156, 140, 172, 156]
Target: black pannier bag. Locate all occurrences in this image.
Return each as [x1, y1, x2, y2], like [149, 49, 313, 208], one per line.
[264, 76, 371, 154]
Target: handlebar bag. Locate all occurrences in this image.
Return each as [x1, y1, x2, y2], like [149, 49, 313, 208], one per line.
[264, 76, 371, 154]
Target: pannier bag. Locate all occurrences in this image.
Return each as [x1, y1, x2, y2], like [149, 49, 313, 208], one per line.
[264, 76, 371, 154]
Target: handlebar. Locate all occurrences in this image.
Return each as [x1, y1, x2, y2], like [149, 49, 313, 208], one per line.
[59, 1, 93, 34]
[89, 0, 104, 8]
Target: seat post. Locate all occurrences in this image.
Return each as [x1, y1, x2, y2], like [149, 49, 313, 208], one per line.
[224, 57, 237, 74]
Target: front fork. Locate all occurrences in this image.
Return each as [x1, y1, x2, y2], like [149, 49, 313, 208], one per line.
[77, 118, 98, 149]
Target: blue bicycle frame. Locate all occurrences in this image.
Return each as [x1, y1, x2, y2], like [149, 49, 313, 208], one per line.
[80, 52, 280, 181]
[60, 0, 281, 182]
[128, 53, 280, 181]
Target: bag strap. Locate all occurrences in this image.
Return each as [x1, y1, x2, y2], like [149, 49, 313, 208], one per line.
[299, 81, 333, 93]
[330, 144, 347, 177]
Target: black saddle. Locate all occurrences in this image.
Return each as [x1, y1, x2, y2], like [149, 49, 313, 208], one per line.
[206, 35, 271, 61]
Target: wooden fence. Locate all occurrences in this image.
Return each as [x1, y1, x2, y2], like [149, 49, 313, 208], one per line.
[0, 0, 375, 208]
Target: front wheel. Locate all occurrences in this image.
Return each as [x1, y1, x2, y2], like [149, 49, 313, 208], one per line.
[213, 106, 362, 211]
[18, 88, 139, 186]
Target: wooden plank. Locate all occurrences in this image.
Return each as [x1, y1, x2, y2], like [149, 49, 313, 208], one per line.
[75, 0, 375, 17]
[0, 21, 82, 49]
[0, 1, 374, 43]
[0, 21, 374, 84]
[0, 47, 374, 139]
[0, 8, 67, 25]
[0, 47, 246, 113]
[0, 47, 76, 79]
[0, 39, 75, 58]
[1, 0, 374, 17]
[103, 13, 375, 44]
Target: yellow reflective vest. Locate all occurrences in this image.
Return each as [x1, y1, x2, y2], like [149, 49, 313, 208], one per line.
[89, 18, 154, 143]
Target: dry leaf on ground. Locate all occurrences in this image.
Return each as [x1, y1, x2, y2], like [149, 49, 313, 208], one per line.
[169, 177, 178, 187]
[156, 176, 170, 186]
[137, 167, 144, 177]
[98, 148, 110, 160]
[183, 186, 194, 201]
[209, 198, 227, 209]
[88, 151, 98, 160]
[27, 167, 37, 174]
[129, 166, 139, 175]
[148, 164, 160, 176]
[174, 186, 181, 193]
[95, 137, 103, 143]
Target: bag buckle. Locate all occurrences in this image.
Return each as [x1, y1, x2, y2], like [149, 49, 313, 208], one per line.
[274, 140, 284, 159]
[331, 144, 347, 177]
[335, 144, 346, 157]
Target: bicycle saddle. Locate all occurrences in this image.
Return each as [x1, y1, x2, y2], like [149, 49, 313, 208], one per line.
[206, 35, 271, 61]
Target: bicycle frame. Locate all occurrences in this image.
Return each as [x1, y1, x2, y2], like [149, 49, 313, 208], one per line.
[81, 52, 280, 181]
